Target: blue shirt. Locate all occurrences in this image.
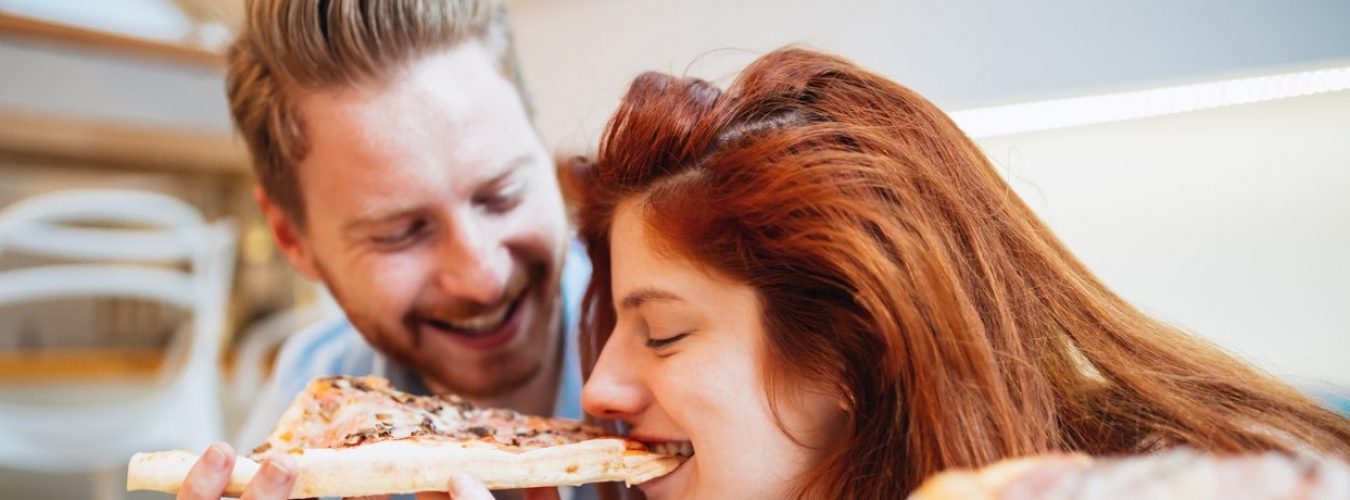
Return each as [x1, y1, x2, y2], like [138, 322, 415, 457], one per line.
[234, 241, 592, 497]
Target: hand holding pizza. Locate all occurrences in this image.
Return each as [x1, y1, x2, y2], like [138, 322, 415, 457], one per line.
[174, 442, 296, 500]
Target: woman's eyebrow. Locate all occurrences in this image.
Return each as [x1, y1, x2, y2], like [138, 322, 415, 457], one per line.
[618, 287, 684, 311]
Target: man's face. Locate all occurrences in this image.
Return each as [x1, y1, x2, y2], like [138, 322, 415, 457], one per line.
[264, 41, 568, 398]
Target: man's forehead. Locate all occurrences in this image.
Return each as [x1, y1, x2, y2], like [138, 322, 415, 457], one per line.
[297, 42, 503, 108]
[286, 42, 543, 225]
[291, 51, 522, 153]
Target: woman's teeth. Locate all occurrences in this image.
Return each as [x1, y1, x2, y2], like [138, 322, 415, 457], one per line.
[649, 441, 694, 458]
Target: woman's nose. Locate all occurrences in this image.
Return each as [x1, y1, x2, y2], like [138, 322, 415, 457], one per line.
[581, 335, 649, 422]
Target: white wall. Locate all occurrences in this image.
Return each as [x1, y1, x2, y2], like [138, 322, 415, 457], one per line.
[505, 0, 1350, 389]
[979, 90, 1350, 388]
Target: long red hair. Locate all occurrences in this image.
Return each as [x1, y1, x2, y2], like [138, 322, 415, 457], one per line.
[564, 47, 1350, 498]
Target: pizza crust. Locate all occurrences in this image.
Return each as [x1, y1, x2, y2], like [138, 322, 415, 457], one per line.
[127, 438, 681, 498]
[907, 449, 1350, 499]
[907, 454, 1091, 500]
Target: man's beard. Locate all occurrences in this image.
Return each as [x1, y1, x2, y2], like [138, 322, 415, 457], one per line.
[314, 261, 561, 398]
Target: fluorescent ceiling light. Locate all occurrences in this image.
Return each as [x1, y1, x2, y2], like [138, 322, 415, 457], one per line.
[951, 65, 1350, 138]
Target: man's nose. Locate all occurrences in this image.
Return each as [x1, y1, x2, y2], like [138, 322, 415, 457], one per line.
[582, 334, 648, 422]
[435, 221, 509, 305]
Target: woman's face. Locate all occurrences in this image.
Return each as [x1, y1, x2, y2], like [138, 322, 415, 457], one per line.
[582, 201, 846, 500]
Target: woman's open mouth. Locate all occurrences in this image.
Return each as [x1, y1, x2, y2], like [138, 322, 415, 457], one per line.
[647, 440, 695, 459]
[636, 440, 695, 498]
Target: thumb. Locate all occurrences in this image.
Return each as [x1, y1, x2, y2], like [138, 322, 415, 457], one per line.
[445, 473, 494, 500]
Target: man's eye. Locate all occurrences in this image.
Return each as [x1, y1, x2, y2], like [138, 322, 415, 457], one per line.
[371, 219, 428, 246]
[645, 332, 689, 349]
[474, 185, 525, 213]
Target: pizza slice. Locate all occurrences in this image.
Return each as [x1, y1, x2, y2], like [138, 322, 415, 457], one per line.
[907, 447, 1350, 499]
[127, 376, 683, 498]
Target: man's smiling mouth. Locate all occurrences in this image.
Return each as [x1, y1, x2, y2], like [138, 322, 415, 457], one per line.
[421, 281, 530, 350]
[427, 295, 520, 334]
[423, 270, 532, 336]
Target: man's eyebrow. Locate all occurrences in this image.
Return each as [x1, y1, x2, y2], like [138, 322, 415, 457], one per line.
[479, 153, 536, 189]
[618, 287, 684, 310]
[503, 153, 536, 174]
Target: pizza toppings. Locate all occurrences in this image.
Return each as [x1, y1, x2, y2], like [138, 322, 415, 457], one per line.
[252, 376, 673, 460]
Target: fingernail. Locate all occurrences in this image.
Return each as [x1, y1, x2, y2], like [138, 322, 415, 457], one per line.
[264, 453, 296, 484]
[203, 443, 226, 467]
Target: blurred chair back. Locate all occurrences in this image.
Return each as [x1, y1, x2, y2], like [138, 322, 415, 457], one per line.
[228, 284, 334, 434]
[0, 189, 236, 475]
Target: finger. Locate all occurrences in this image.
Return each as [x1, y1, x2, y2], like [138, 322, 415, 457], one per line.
[177, 442, 236, 500]
[240, 452, 298, 500]
[523, 487, 561, 500]
[445, 473, 494, 500]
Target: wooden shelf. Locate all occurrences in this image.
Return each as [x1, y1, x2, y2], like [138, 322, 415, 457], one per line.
[0, 11, 223, 68]
[0, 347, 165, 380]
[0, 346, 252, 380]
[0, 108, 250, 177]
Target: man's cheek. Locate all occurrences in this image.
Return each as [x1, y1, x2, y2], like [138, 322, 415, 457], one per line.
[360, 263, 424, 313]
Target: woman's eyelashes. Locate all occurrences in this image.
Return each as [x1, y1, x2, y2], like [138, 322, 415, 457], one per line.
[645, 331, 690, 349]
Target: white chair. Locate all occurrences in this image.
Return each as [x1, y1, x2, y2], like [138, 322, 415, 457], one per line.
[227, 287, 334, 432]
[0, 189, 236, 499]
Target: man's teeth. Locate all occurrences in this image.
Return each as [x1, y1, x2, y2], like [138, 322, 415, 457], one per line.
[649, 441, 694, 458]
[440, 303, 512, 333]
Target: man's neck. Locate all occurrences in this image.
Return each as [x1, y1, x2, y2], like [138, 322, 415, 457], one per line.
[486, 331, 563, 417]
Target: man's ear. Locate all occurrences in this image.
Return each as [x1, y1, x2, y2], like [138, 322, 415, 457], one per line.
[255, 185, 320, 280]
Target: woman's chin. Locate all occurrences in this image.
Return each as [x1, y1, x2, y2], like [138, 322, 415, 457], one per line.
[636, 454, 695, 499]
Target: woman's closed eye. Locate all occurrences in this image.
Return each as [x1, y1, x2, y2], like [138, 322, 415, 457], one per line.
[645, 332, 690, 349]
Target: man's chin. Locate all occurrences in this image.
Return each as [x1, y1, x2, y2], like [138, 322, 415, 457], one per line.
[411, 301, 552, 397]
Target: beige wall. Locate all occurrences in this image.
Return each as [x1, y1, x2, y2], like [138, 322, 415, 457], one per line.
[978, 90, 1350, 388]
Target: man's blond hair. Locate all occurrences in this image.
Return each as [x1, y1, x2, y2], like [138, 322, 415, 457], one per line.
[226, 0, 530, 223]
